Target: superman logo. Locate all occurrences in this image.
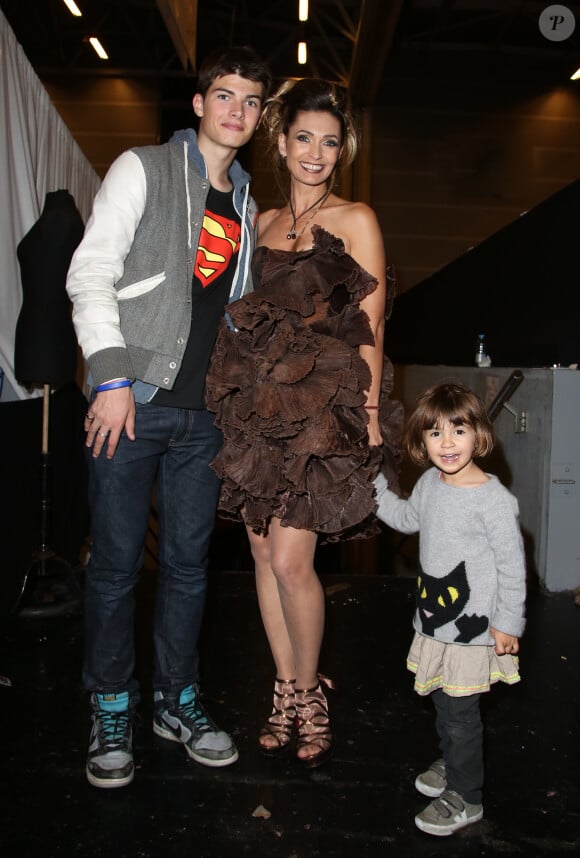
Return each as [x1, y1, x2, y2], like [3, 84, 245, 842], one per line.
[195, 211, 241, 287]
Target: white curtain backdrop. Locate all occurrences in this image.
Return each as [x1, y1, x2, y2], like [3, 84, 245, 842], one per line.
[0, 9, 101, 401]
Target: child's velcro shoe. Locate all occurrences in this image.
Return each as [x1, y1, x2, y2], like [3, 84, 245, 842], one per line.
[415, 758, 447, 797]
[415, 789, 483, 836]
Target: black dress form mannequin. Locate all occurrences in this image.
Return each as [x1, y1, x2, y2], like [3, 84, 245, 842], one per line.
[14, 189, 85, 388]
[11, 190, 86, 618]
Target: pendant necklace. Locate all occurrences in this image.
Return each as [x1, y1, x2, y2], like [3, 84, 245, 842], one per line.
[287, 188, 331, 240]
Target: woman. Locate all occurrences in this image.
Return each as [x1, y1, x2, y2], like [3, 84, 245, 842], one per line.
[206, 78, 403, 768]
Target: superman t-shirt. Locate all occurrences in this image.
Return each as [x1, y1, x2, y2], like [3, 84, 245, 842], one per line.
[155, 186, 241, 409]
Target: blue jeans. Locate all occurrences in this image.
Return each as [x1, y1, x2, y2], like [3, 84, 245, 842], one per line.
[432, 689, 484, 805]
[82, 403, 222, 702]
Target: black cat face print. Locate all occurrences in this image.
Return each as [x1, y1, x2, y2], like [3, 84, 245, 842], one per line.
[416, 562, 489, 643]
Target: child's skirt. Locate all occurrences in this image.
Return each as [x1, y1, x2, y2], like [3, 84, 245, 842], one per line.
[407, 632, 521, 697]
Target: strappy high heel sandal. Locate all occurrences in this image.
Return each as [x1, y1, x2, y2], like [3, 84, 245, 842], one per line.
[258, 678, 296, 757]
[295, 680, 333, 769]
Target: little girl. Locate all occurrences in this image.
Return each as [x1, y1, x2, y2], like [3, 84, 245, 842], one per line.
[374, 382, 526, 836]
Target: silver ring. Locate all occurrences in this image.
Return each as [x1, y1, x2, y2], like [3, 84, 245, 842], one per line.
[98, 431, 108, 438]
[87, 415, 95, 421]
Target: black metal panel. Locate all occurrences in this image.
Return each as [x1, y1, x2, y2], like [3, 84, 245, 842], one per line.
[387, 179, 580, 368]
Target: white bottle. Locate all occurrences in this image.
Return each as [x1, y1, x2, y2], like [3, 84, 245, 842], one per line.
[475, 333, 491, 367]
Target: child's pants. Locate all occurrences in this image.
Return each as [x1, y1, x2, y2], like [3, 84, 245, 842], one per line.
[431, 689, 483, 805]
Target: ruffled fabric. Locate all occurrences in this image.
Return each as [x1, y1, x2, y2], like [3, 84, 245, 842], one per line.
[206, 226, 403, 543]
[407, 632, 521, 697]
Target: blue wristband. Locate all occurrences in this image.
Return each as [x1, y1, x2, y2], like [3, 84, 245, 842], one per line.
[95, 378, 133, 393]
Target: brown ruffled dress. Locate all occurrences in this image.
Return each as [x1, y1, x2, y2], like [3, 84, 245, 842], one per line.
[206, 226, 403, 543]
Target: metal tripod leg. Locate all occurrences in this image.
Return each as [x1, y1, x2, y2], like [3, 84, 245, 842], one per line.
[11, 385, 83, 619]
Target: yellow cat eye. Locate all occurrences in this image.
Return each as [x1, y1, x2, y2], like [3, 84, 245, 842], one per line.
[417, 576, 428, 600]
[438, 586, 459, 608]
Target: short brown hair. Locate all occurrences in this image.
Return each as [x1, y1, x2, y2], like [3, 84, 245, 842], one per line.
[196, 45, 272, 99]
[405, 382, 495, 466]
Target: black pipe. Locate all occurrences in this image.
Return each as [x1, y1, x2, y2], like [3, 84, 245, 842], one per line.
[487, 369, 524, 422]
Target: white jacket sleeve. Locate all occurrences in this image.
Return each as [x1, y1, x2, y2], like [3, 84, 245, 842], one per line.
[66, 150, 147, 362]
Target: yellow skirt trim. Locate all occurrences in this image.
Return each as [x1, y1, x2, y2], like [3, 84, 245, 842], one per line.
[407, 632, 521, 698]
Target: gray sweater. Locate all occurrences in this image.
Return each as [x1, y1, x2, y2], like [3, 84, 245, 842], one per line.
[374, 470, 526, 645]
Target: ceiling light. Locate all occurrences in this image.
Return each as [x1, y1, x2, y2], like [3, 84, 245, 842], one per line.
[299, 0, 309, 22]
[89, 37, 109, 60]
[571, 68, 580, 80]
[62, 0, 82, 16]
[298, 41, 307, 65]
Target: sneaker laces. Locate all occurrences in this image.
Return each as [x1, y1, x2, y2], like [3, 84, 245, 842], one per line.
[178, 693, 215, 735]
[97, 709, 130, 749]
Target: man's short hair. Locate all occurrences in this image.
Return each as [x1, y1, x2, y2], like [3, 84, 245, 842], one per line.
[196, 45, 272, 100]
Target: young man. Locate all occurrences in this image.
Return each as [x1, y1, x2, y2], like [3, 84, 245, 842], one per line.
[66, 46, 271, 789]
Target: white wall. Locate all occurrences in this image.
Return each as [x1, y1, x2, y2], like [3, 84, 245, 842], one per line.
[0, 10, 101, 401]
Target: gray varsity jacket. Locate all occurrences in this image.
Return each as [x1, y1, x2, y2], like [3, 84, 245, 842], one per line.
[66, 129, 257, 400]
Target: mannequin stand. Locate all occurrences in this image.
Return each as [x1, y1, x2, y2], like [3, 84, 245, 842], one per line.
[12, 385, 83, 618]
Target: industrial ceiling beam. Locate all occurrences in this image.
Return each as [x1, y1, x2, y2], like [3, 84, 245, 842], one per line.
[155, 0, 198, 72]
[348, 0, 404, 108]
